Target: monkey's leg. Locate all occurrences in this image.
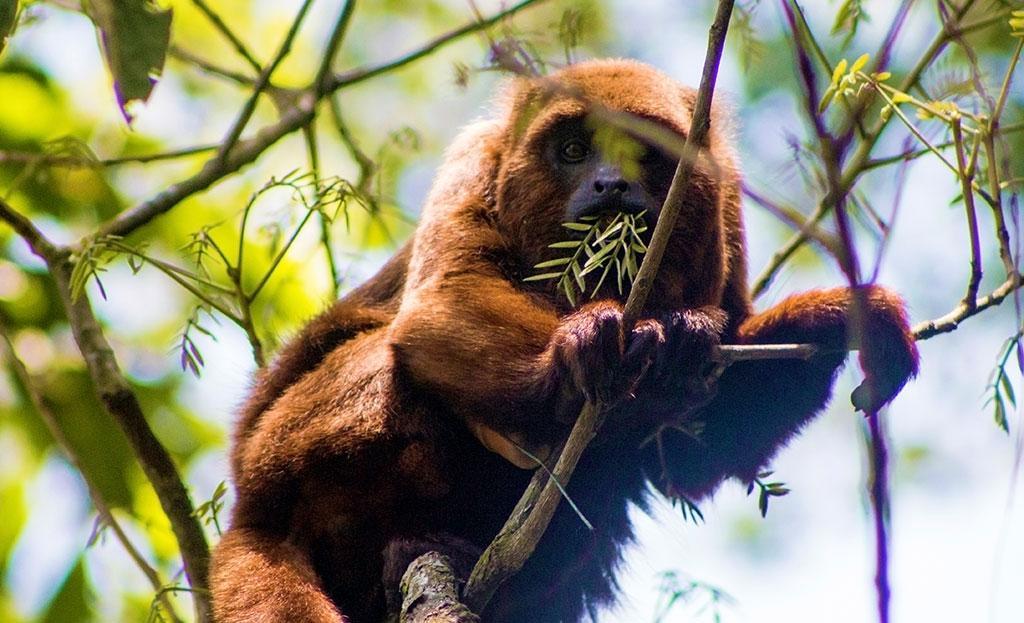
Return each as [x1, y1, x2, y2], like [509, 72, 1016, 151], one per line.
[211, 527, 346, 623]
[646, 286, 918, 498]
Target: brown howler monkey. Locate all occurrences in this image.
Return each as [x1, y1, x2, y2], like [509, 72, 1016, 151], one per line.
[211, 59, 918, 623]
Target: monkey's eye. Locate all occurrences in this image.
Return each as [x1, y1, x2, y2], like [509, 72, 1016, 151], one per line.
[558, 139, 591, 164]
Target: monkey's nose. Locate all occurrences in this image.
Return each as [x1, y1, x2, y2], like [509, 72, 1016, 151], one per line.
[593, 176, 631, 195]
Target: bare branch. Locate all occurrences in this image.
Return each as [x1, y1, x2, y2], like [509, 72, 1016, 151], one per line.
[214, 0, 315, 166]
[48, 257, 212, 621]
[914, 272, 1024, 340]
[93, 0, 549, 242]
[0, 143, 219, 168]
[0, 198, 60, 259]
[169, 45, 256, 86]
[326, 0, 547, 92]
[398, 553, 479, 623]
[190, 0, 263, 73]
[951, 117, 982, 309]
[315, 0, 357, 95]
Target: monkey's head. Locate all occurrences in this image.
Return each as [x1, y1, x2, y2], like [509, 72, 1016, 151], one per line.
[491, 59, 742, 312]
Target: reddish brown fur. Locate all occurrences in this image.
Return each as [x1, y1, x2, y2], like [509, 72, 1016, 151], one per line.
[211, 60, 918, 623]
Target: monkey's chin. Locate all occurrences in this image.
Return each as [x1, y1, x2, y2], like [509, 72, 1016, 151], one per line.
[468, 421, 551, 469]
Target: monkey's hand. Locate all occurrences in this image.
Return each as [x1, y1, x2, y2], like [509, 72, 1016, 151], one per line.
[846, 288, 919, 412]
[738, 285, 919, 413]
[635, 307, 728, 408]
[549, 301, 662, 405]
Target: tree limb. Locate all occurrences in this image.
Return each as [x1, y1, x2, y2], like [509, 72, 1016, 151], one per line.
[396, 553, 479, 623]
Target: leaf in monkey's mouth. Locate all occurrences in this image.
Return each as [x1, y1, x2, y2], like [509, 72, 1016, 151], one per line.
[524, 210, 649, 306]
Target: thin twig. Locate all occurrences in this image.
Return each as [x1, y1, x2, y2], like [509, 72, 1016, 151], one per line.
[752, 0, 981, 298]
[952, 117, 982, 309]
[782, 5, 889, 622]
[168, 45, 256, 86]
[214, 0, 316, 167]
[0, 143, 219, 168]
[190, 0, 263, 73]
[314, 0, 358, 96]
[328, 96, 376, 197]
[326, 0, 546, 91]
[303, 124, 341, 298]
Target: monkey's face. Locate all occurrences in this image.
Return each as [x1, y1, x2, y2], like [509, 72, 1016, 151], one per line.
[540, 116, 676, 225]
[494, 60, 731, 312]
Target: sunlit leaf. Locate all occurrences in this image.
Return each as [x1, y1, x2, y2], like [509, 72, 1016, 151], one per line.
[84, 0, 173, 123]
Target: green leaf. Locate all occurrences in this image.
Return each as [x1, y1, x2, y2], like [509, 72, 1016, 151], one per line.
[523, 272, 562, 282]
[571, 261, 585, 291]
[1000, 372, 1017, 407]
[561, 276, 577, 307]
[994, 394, 1009, 433]
[0, 0, 17, 57]
[850, 53, 869, 73]
[41, 556, 92, 623]
[562, 221, 593, 231]
[830, 59, 848, 86]
[594, 221, 625, 244]
[818, 84, 838, 114]
[533, 257, 572, 269]
[84, 0, 173, 123]
[549, 240, 582, 249]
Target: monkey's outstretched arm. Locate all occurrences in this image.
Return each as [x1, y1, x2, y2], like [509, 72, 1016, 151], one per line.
[647, 286, 918, 498]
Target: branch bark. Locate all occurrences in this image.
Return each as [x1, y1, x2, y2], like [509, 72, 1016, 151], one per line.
[396, 553, 480, 623]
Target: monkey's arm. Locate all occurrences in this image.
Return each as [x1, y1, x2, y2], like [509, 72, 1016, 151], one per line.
[212, 528, 345, 623]
[389, 269, 659, 453]
[647, 286, 918, 498]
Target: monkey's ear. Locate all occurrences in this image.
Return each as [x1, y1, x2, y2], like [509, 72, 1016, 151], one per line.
[467, 420, 550, 470]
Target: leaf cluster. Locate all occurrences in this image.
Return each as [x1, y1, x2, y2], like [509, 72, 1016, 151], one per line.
[525, 211, 648, 306]
[746, 470, 790, 518]
[985, 334, 1020, 432]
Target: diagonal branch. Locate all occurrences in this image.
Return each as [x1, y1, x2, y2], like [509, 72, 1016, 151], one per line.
[462, 0, 737, 612]
[213, 0, 315, 167]
[48, 257, 213, 621]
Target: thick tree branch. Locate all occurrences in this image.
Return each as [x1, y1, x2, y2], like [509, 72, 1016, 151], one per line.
[396, 553, 479, 623]
[0, 198, 60, 259]
[0, 197, 212, 620]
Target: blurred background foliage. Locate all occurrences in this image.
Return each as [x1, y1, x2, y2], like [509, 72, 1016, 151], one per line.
[0, 0, 1022, 622]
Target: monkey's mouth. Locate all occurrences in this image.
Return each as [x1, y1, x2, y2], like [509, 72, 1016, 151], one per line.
[572, 197, 651, 222]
